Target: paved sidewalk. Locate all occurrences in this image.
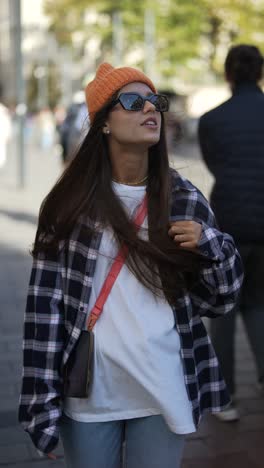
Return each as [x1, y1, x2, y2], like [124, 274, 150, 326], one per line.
[0, 139, 263, 467]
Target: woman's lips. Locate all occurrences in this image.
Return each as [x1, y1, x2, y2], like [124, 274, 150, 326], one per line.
[141, 117, 158, 127]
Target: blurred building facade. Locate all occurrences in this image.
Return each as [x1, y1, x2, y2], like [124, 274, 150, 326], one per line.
[0, 0, 76, 110]
[0, 1, 16, 105]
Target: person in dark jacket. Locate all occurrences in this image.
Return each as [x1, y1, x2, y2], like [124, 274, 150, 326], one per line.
[198, 44, 264, 422]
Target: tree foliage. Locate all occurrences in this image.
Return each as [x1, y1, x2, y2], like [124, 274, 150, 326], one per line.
[27, 61, 61, 112]
[44, 0, 264, 81]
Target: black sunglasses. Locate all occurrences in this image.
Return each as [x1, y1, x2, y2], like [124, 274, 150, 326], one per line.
[110, 92, 169, 112]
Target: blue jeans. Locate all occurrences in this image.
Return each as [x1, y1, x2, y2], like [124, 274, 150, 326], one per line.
[60, 413, 185, 468]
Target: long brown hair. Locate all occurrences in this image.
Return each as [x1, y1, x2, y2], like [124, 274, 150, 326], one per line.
[33, 96, 209, 305]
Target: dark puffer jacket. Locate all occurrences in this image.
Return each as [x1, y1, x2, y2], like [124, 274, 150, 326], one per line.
[198, 83, 264, 244]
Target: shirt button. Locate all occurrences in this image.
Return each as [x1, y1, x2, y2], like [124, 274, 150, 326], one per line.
[204, 251, 209, 256]
[79, 306, 84, 312]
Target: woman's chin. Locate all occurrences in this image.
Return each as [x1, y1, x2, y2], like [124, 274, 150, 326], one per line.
[145, 136, 160, 147]
[139, 133, 160, 146]
[118, 135, 160, 148]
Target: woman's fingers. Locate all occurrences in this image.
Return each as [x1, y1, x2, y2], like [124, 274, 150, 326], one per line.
[47, 453, 57, 460]
[173, 234, 192, 243]
[178, 241, 196, 249]
[168, 225, 191, 237]
[174, 237, 197, 248]
[169, 220, 202, 249]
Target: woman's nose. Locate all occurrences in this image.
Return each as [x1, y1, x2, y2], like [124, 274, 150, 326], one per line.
[143, 99, 156, 113]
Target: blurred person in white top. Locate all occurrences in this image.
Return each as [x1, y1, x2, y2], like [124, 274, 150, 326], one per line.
[0, 90, 11, 169]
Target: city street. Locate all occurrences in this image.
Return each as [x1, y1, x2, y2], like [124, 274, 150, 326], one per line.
[0, 137, 263, 467]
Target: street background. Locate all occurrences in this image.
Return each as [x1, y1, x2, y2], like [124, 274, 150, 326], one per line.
[1, 0, 264, 466]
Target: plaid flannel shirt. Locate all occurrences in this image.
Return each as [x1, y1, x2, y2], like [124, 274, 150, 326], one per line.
[19, 169, 243, 454]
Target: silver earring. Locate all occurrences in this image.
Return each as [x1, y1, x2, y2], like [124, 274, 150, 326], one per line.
[106, 129, 110, 134]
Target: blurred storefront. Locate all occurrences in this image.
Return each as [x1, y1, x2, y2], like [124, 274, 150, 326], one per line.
[0, 1, 16, 105]
[0, 1, 75, 111]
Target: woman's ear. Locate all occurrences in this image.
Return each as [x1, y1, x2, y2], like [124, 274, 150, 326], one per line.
[103, 124, 110, 135]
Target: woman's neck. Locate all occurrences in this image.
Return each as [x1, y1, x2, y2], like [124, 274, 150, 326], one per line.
[110, 146, 148, 185]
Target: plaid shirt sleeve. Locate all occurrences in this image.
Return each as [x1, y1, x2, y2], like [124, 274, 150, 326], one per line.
[193, 221, 243, 318]
[18, 251, 65, 454]
[171, 177, 244, 318]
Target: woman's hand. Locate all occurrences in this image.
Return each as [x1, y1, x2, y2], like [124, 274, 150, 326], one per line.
[168, 220, 202, 250]
[47, 453, 57, 460]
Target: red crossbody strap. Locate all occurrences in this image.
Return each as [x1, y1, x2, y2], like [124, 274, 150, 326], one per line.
[87, 194, 148, 331]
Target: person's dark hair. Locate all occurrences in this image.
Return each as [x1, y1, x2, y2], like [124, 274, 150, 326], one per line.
[225, 44, 264, 85]
[32, 93, 209, 305]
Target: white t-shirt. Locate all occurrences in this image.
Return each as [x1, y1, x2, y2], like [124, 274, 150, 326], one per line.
[64, 182, 196, 434]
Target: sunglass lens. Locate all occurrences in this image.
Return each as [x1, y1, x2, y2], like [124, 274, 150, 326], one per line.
[120, 94, 144, 110]
[154, 95, 169, 112]
[119, 93, 169, 112]
[130, 95, 144, 111]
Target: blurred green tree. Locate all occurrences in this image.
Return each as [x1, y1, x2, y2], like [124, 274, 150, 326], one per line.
[198, 0, 264, 76]
[27, 61, 61, 112]
[44, 0, 264, 80]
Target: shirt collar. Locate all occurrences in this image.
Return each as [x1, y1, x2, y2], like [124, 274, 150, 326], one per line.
[232, 83, 262, 96]
[170, 169, 196, 192]
[78, 169, 195, 228]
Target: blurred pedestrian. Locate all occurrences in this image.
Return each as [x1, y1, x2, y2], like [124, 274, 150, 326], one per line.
[19, 63, 243, 467]
[198, 44, 264, 422]
[53, 104, 66, 141]
[158, 90, 184, 154]
[58, 91, 89, 167]
[66, 100, 89, 163]
[0, 87, 11, 169]
[37, 107, 56, 150]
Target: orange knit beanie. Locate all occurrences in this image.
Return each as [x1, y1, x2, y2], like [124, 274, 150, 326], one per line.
[85, 63, 157, 123]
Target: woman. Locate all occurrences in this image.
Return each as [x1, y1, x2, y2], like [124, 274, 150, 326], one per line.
[19, 63, 243, 468]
